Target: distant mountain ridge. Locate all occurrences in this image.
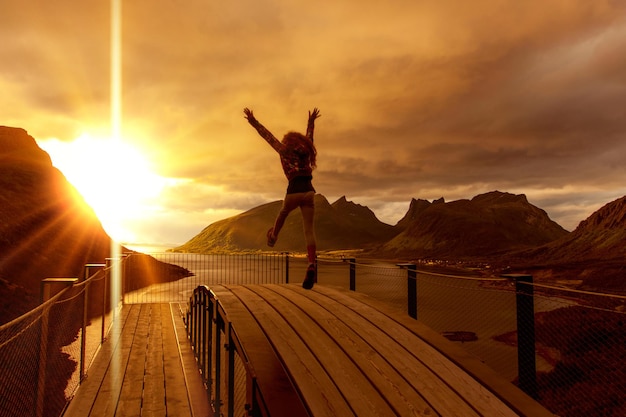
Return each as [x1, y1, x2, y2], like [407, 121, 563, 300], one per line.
[175, 190, 625, 290]
[379, 191, 569, 259]
[174, 190, 569, 259]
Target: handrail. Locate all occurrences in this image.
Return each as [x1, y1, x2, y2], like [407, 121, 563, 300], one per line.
[2, 252, 623, 417]
[0, 259, 117, 417]
[185, 285, 276, 417]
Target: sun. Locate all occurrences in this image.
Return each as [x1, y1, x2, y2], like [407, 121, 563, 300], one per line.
[37, 133, 167, 243]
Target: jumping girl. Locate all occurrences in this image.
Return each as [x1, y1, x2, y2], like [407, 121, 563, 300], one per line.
[244, 107, 320, 289]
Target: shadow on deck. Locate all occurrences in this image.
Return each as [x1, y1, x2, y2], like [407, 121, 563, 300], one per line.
[63, 284, 554, 417]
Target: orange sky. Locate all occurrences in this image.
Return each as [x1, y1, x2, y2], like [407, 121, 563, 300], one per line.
[2, 1, 626, 247]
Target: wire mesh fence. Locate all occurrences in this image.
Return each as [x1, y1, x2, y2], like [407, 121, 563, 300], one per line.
[0, 266, 112, 417]
[340, 260, 626, 417]
[163, 252, 625, 416]
[1, 251, 624, 417]
[531, 286, 626, 416]
[123, 252, 288, 304]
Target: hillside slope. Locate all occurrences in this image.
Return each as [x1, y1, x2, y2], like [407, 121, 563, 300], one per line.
[536, 195, 626, 262]
[0, 126, 113, 322]
[173, 194, 398, 253]
[509, 195, 626, 290]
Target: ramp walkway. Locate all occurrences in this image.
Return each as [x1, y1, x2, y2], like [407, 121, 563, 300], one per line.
[63, 284, 554, 416]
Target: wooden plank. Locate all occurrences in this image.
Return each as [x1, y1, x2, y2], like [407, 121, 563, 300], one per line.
[231, 285, 397, 417]
[226, 285, 355, 417]
[161, 303, 194, 416]
[142, 304, 167, 416]
[169, 302, 213, 417]
[310, 286, 515, 417]
[63, 304, 137, 417]
[210, 286, 309, 417]
[312, 285, 553, 417]
[116, 304, 151, 416]
[277, 285, 484, 415]
[261, 284, 445, 417]
[87, 304, 144, 417]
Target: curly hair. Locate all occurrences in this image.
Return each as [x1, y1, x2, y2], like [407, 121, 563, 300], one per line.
[282, 131, 317, 169]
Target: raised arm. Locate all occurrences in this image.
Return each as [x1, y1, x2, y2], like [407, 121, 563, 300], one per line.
[306, 108, 321, 142]
[244, 108, 282, 153]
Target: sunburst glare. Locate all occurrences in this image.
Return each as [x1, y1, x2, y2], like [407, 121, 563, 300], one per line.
[37, 133, 167, 243]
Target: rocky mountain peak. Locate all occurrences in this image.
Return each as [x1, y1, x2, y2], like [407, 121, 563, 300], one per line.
[576, 196, 626, 232]
[470, 190, 528, 205]
[0, 126, 52, 166]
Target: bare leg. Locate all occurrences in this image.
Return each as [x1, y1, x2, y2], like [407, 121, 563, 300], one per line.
[270, 193, 300, 242]
[294, 192, 316, 289]
[299, 192, 316, 264]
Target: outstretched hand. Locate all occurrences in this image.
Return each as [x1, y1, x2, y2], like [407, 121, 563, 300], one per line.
[243, 107, 256, 123]
[308, 108, 321, 122]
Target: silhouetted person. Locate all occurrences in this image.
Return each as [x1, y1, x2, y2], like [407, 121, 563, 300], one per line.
[244, 107, 320, 289]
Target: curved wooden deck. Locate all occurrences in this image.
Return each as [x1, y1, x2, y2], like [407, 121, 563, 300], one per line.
[212, 284, 554, 417]
[63, 284, 555, 416]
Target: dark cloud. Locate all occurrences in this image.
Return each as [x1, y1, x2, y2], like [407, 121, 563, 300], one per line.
[3, 0, 626, 242]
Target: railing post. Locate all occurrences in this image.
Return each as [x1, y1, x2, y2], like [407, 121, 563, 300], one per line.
[397, 263, 417, 319]
[103, 260, 111, 342]
[37, 278, 76, 417]
[36, 305, 50, 417]
[121, 253, 127, 305]
[206, 292, 215, 392]
[283, 252, 290, 284]
[193, 291, 199, 348]
[105, 258, 117, 322]
[348, 258, 356, 291]
[198, 291, 205, 374]
[502, 274, 537, 399]
[80, 280, 89, 383]
[214, 313, 223, 416]
[202, 291, 208, 378]
[80, 263, 104, 383]
[225, 323, 235, 417]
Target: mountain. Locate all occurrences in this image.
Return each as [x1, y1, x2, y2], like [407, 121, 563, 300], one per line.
[527, 195, 626, 262]
[508, 195, 626, 290]
[174, 190, 568, 260]
[0, 126, 113, 323]
[173, 194, 398, 253]
[395, 198, 434, 230]
[377, 191, 569, 259]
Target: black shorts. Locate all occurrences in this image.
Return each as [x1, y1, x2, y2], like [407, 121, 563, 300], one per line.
[286, 176, 315, 194]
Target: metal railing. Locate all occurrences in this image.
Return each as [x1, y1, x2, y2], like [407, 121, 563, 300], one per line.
[0, 259, 122, 417]
[1, 251, 624, 417]
[172, 253, 625, 417]
[185, 286, 272, 417]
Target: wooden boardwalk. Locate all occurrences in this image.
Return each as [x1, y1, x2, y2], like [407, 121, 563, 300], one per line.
[63, 303, 211, 417]
[63, 284, 554, 417]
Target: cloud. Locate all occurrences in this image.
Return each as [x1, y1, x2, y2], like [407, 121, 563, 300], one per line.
[4, 0, 626, 244]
